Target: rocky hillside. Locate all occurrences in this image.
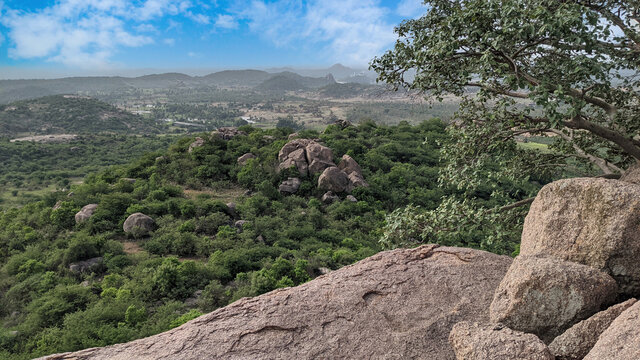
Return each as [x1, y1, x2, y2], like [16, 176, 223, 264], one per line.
[0, 95, 163, 137]
[42, 172, 640, 359]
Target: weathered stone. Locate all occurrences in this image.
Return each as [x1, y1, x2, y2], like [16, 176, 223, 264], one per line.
[278, 148, 308, 176]
[188, 137, 204, 153]
[449, 322, 554, 360]
[305, 143, 334, 173]
[278, 177, 301, 194]
[520, 178, 640, 296]
[237, 153, 256, 166]
[52, 201, 63, 210]
[234, 220, 248, 232]
[211, 127, 246, 140]
[41, 245, 512, 360]
[347, 172, 369, 190]
[337, 154, 362, 176]
[123, 213, 155, 236]
[69, 257, 102, 274]
[75, 204, 98, 224]
[287, 132, 299, 140]
[584, 300, 640, 360]
[620, 161, 640, 184]
[490, 255, 618, 342]
[549, 298, 637, 360]
[321, 191, 339, 204]
[308, 159, 335, 175]
[318, 167, 350, 193]
[346, 195, 358, 202]
[278, 139, 312, 162]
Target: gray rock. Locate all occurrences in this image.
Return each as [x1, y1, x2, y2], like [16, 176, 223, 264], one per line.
[278, 177, 302, 194]
[121, 178, 136, 183]
[620, 161, 640, 184]
[520, 178, 640, 296]
[287, 132, 299, 140]
[449, 322, 554, 360]
[40, 245, 512, 360]
[69, 257, 102, 274]
[237, 153, 256, 166]
[318, 167, 350, 193]
[549, 298, 637, 360]
[52, 201, 63, 210]
[188, 137, 205, 153]
[584, 300, 640, 359]
[490, 255, 618, 342]
[234, 220, 248, 232]
[346, 195, 358, 202]
[123, 213, 155, 236]
[75, 204, 98, 224]
[321, 191, 339, 204]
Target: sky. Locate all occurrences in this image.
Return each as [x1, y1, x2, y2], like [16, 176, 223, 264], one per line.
[0, 0, 427, 78]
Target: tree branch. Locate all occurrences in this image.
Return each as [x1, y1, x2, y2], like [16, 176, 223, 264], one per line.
[548, 128, 623, 174]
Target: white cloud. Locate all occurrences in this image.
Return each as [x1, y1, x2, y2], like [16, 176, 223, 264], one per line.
[215, 14, 238, 29]
[0, 0, 200, 68]
[163, 38, 176, 45]
[239, 0, 396, 66]
[396, 0, 426, 18]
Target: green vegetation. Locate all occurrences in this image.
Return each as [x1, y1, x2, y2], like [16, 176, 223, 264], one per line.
[0, 95, 164, 137]
[0, 120, 466, 359]
[372, 0, 640, 249]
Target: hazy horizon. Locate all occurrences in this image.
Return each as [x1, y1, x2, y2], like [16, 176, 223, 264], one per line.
[0, 0, 427, 80]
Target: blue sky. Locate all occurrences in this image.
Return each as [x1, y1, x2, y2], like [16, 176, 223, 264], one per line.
[0, 0, 427, 78]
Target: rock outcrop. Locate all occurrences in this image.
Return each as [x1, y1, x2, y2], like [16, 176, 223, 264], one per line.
[490, 255, 617, 342]
[520, 178, 640, 296]
[75, 204, 98, 224]
[41, 245, 512, 360]
[449, 322, 553, 360]
[188, 137, 204, 153]
[278, 177, 301, 194]
[321, 191, 339, 204]
[237, 153, 256, 165]
[338, 155, 368, 191]
[583, 300, 640, 359]
[620, 161, 640, 184]
[69, 257, 103, 274]
[277, 139, 334, 176]
[123, 213, 155, 235]
[211, 127, 246, 140]
[549, 298, 637, 360]
[318, 166, 350, 193]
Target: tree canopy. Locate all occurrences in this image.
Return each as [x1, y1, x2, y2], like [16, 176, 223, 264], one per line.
[372, 0, 640, 250]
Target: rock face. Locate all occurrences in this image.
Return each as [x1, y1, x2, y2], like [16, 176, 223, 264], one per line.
[449, 322, 554, 360]
[69, 257, 103, 273]
[41, 245, 512, 360]
[187, 137, 204, 153]
[237, 153, 256, 165]
[520, 178, 640, 296]
[490, 255, 617, 342]
[321, 191, 339, 204]
[277, 139, 334, 176]
[211, 127, 246, 140]
[549, 298, 637, 360]
[75, 204, 98, 224]
[620, 161, 640, 184]
[278, 177, 301, 194]
[584, 300, 640, 360]
[123, 213, 155, 235]
[318, 167, 350, 193]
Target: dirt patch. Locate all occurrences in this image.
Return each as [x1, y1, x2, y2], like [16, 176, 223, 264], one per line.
[183, 186, 246, 203]
[10, 134, 78, 143]
[123, 241, 144, 255]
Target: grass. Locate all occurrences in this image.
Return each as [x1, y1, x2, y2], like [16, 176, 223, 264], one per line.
[182, 186, 246, 203]
[0, 184, 58, 209]
[518, 141, 552, 153]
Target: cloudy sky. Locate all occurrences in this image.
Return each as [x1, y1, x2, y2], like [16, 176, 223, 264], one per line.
[0, 0, 427, 78]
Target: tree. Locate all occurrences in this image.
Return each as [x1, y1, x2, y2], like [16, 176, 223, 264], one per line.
[372, 0, 640, 253]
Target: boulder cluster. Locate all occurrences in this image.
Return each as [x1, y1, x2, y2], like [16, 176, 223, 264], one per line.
[276, 138, 368, 195]
[74, 203, 155, 237]
[448, 176, 640, 359]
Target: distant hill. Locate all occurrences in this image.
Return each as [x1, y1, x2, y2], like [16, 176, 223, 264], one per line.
[0, 95, 163, 137]
[200, 70, 272, 88]
[256, 72, 336, 92]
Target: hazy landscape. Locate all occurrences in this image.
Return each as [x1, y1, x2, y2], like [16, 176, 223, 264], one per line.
[1, 0, 639, 359]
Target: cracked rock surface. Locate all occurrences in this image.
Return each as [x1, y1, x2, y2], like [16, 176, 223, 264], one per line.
[40, 245, 511, 360]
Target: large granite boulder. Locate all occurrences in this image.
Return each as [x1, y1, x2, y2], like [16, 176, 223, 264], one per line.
[237, 153, 256, 166]
[449, 322, 554, 360]
[75, 204, 98, 224]
[318, 166, 350, 193]
[40, 245, 512, 360]
[520, 178, 640, 296]
[123, 213, 155, 236]
[211, 127, 246, 140]
[277, 139, 335, 176]
[339, 155, 369, 191]
[620, 161, 640, 184]
[549, 298, 637, 360]
[187, 137, 204, 153]
[584, 300, 640, 359]
[305, 142, 334, 174]
[490, 255, 618, 342]
[278, 177, 301, 194]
